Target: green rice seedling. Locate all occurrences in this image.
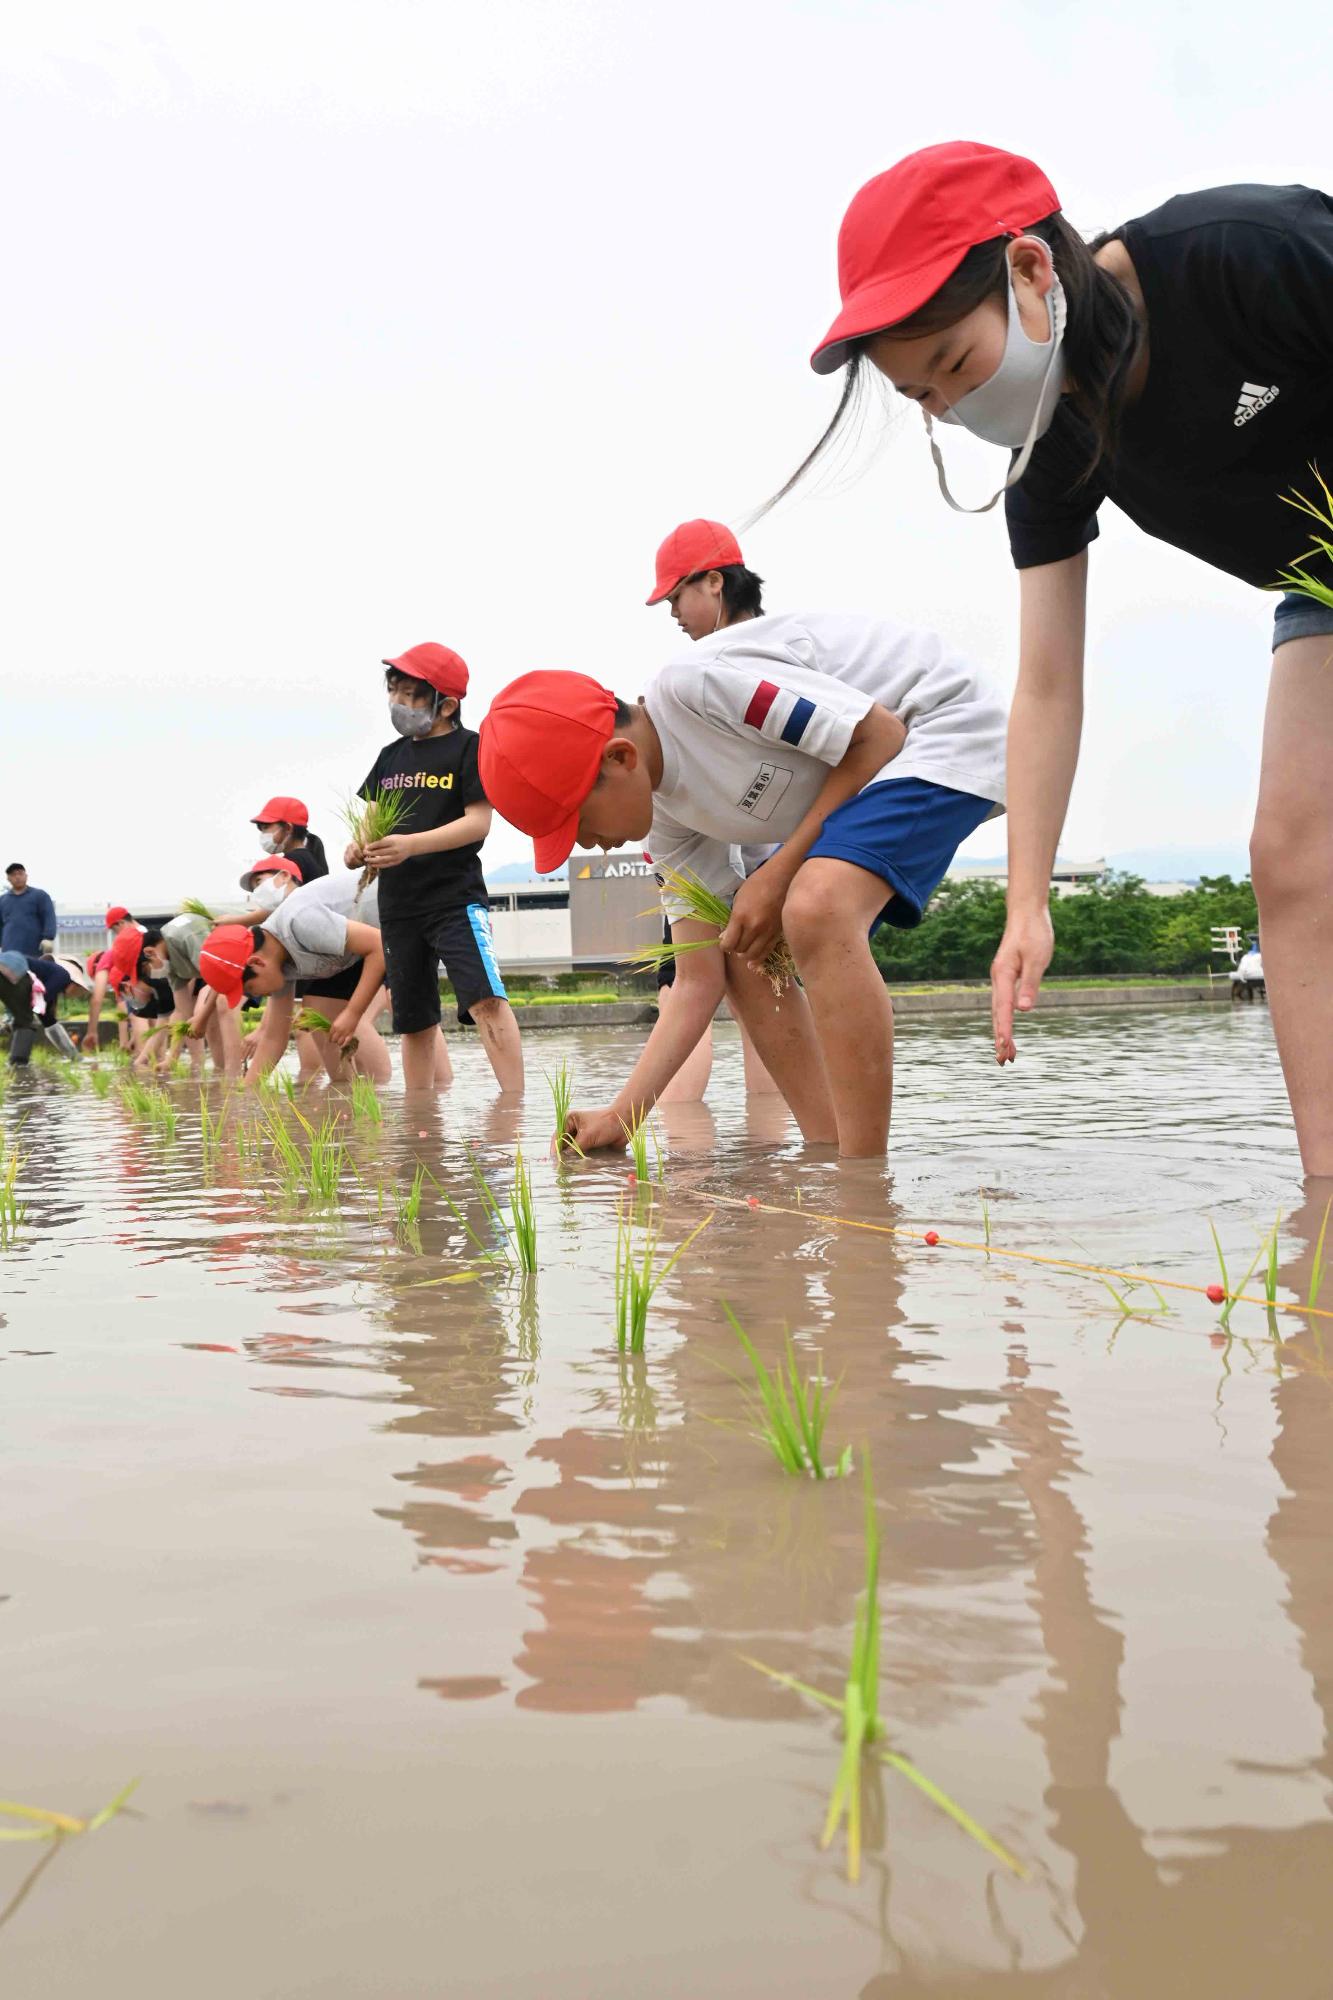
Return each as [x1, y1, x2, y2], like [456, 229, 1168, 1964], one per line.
[145, 1085, 178, 1141]
[1307, 1198, 1331, 1315]
[88, 1065, 112, 1099]
[621, 1105, 654, 1185]
[293, 1005, 359, 1060]
[509, 1147, 537, 1273]
[743, 1462, 1024, 1886]
[179, 896, 218, 922]
[349, 1072, 382, 1124]
[118, 1075, 157, 1121]
[1276, 466, 1333, 609]
[0, 1142, 27, 1248]
[260, 1100, 346, 1205]
[980, 1192, 991, 1251]
[199, 1087, 228, 1163]
[339, 787, 413, 891]
[723, 1305, 851, 1479]
[393, 1164, 427, 1250]
[0, 1777, 138, 1844]
[1265, 1213, 1283, 1308]
[1207, 1220, 1231, 1318]
[424, 1164, 512, 1268]
[614, 1202, 713, 1353]
[1221, 1232, 1271, 1333]
[623, 867, 797, 998]
[546, 1061, 582, 1157]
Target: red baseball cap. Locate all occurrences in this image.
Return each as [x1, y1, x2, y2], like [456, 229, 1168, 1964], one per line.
[479, 672, 619, 874]
[105, 905, 130, 926]
[199, 924, 259, 1004]
[252, 795, 309, 827]
[811, 141, 1061, 376]
[238, 855, 303, 893]
[646, 519, 744, 605]
[383, 643, 470, 699]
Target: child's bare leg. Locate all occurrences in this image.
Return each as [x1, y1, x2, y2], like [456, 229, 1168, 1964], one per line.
[721, 960, 837, 1144]
[781, 858, 894, 1157]
[82, 971, 111, 1052]
[295, 1030, 322, 1078]
[401, 1026, 442, 1091]
[470, 997, 524, 1093]
[657, 982, 713, 1104]
[433, 1028, 454, 1086]
[739, 1022, 779, 1094]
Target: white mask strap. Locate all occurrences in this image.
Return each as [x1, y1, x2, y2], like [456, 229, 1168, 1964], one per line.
[924, 273, 1067, 515]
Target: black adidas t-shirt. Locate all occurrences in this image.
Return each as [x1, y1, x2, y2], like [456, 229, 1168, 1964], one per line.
[1006, 183, 1333, 590]
[358, 726, 488, 922]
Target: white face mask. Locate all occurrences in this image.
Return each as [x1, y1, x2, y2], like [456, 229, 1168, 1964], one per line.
[250, 875, 288, 911]
[924, 251, 1067, 515]
[258, 831, 282, 855]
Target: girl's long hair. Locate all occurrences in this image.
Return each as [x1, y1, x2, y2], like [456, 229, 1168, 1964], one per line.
[752, 212, 1141, 521]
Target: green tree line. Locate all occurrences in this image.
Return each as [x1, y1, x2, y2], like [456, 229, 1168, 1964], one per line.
[872, 874, 1259, 983]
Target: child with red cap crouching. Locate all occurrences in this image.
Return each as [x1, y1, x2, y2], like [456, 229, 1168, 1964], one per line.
[478, 611, 1007, 1155]
[345, 644, 523, 1095]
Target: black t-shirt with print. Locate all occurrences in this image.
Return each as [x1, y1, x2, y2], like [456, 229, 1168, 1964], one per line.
[1005, 183, 1333, 590]
[286, 839, 328, 885]
[358, 726, 488, 921]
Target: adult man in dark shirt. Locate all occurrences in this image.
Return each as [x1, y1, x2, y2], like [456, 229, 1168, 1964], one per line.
[348, 643, 522, 1093]
[0, 864, 56, 960]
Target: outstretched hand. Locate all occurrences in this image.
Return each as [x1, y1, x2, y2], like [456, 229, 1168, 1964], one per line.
[990, 909, 1054, 1063]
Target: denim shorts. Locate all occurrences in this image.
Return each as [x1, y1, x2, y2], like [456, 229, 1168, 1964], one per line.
[1272, 589, 1333, 651]
[806, 776, 999, 932]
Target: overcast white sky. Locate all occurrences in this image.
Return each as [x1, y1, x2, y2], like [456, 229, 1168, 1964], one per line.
[1, 0, 1313, 908]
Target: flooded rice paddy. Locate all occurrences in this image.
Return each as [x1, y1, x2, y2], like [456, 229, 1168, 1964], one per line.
[3, 1004, 1331, 1998]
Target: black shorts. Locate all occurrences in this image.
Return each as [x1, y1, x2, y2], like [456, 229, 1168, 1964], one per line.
[381, 905, 507, 1034]
[296, 961, 362, 1004]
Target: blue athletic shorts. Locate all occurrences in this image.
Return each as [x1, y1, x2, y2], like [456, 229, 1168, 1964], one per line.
[1272, 589, 1333, 651]
[806, 776, 999, 932]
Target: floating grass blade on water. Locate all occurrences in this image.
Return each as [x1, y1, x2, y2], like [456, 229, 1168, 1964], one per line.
[622, 867, 796, 998]
[339, 788, 413, 892]
[614, 1202, 713, 1353]
[0, 1778, 138, 1845]
[742, 1462, 1024, 1886]
[723, 1305, 850, 1479]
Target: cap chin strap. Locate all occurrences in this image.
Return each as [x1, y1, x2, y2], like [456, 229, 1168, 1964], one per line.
[923, 278, 1067, 515]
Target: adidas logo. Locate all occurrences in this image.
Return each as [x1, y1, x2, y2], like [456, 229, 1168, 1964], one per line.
[1234, 380, 1279, 426]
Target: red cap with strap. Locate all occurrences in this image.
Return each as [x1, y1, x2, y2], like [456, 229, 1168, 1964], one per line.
[646, 520, 744, 605]
[251, 796, 309, 827]
[383, 643, 470, 699]
[811, 141, 1061, 376]
[238, 856, 303, 893]
[479, 671, 618, 875]
[199, 924, 258, 1004]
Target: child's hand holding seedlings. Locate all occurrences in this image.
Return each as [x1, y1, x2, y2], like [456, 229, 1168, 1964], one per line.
[362, 833, 413, 869]
[563, 1105, 629, 1153]
[719, 870, 789, 969]
[343, 840, 365, 869]
[328, 1007, 361, 1050]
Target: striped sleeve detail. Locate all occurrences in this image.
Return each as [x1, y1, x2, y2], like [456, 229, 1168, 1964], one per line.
[742, 680, 779, 729]
[780, 696, 815, 745]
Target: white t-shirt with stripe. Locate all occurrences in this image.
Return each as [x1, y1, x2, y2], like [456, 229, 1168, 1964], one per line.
[642, 609, 1007, 916]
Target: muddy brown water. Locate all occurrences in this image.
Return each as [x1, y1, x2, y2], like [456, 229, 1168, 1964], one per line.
[2, 1005, 1331, 1998]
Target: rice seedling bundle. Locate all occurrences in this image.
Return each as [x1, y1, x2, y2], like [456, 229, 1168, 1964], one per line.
[179, 897, 218, 923]
[338, 788, 412, 892]
[723, 1306, 850, 1479]
[293, 1006, 359, 1058]
[622, 867, 796, 998]
[1277, 467, 1333, 608]
[614, 1203, 713, 1352]
[743, 1462, 1024, 1886]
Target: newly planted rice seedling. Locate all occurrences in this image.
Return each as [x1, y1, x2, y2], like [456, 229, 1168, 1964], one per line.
[723, 1306, 851, 1479]
[621, 1105, 654, 1185]
[339, 788, 412, 891]
[0, 1142, 27, 1247]
[118, 1075, 157, 1121]
[509, 1147, 537, 1272]
[1307, 1198, 1331, 1315]
[145, 1086, 179, 1140]
[743, 1463, 1024, 1886]
[623, 867, 796, 997]
[614, 1203, 713, 1352]
[1265, 1213, 1283, 1308]
[349, 1073, 382, 1124]
[547, 1061, 582, 1158]
[393, 1164, 427, 1250]
[261, 1101, 346, 1204]
[425, 1164, 511, 1267]
[88, 1066, 112, 1099]
[199, 1087, 229, 1163]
